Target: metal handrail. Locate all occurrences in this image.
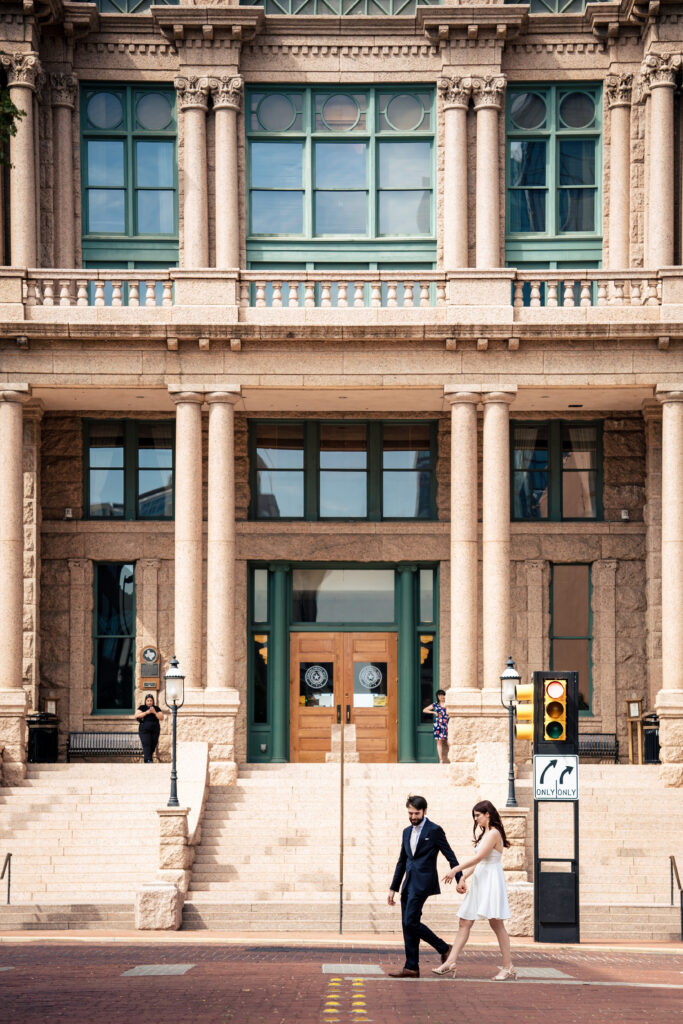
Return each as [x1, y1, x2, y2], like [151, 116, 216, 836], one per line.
[670, 855, 681, 905]
[1, 853, 11, 905]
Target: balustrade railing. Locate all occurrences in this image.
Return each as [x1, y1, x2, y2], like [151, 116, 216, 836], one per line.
[239, 270, 447, 309]
[24, 270, 174, 308]
[512, 271, 662, 309]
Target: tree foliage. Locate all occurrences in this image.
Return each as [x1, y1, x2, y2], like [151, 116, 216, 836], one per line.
[0, 84, 25, 167]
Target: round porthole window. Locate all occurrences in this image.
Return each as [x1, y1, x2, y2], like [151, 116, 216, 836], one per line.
[321, 94, 360, 131]
[257, 94, 297, 132]
[87, 92, 123, 130]
[136, 93, 173, 131]
[510, 92, 546, 131]
[386, 94, 424, 131]
[560, 92, 595, 129]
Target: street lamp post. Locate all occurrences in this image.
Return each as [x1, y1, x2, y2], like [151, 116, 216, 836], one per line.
[163, 656, 185, 808]
[500, 655, 521, 808]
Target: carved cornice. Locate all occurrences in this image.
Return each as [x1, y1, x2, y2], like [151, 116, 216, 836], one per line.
[174, 75, 210, 113]
[50, 71, 77, 109]
[1, 52, 42, 91]
[438, 76, 472, 110]
[605, 71, 633, 108]
[154, 6, 262, 45]
[471, 74, 506, 111]
[209, 75, 243, 112]
[637, 51, 682, 100]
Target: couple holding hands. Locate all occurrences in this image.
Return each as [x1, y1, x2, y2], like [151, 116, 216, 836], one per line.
[387, 795, 515, 981]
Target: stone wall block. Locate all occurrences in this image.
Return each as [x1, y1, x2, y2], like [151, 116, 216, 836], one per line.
[134, 883, 183, 930]
[158, 813, 189, 840]
[159, 843, 195, 870]
[506, 882, 534, 936]
[501, 845, 526, 871]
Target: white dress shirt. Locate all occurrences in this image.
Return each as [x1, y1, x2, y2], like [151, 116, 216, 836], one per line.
[410, 817, 428, 856]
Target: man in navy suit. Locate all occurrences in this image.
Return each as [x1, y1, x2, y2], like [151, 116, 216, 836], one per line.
[387, 794, 462, 978]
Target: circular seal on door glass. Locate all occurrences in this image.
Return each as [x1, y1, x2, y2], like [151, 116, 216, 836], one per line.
[358, 664, 383, 690]
[305, 664, 329, 689]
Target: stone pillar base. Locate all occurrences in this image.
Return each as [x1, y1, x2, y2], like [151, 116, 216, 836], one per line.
[134, 882, 183, 930]
[326, 724, 360, 762]
[175, 689, 240, 773]
[655, 689, 683, 786]
[447, 689, 509, 793]
[0, 689, 29, 786]
[506, 882, 534, 936]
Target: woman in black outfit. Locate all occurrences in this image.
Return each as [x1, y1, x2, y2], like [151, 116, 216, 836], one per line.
[135, 694, 164, 762]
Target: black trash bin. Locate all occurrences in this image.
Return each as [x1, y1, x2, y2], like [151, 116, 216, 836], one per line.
[27, 713, 59, 763]
[642, 712, 660, 765]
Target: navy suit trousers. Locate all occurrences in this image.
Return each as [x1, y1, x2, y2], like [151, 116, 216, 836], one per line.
[401, 888, 449, 971]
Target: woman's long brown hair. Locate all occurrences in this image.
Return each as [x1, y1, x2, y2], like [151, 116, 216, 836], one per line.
[471, 800, 510, 848]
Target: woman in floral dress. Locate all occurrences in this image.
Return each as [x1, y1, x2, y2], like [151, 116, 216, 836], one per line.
[423, 688, 449, 763]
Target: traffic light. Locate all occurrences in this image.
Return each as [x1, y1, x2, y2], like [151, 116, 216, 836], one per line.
[515, 681, 534, 741]
[543, 678, 567, 741]
[532, 670, 578, 755]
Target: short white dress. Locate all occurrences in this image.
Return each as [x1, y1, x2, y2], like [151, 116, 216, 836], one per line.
[457, 840, 510, 921]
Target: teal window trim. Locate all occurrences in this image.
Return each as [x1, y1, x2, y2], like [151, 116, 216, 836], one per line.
[416, 566, 440, 761]
[249, 419, 438, 521]
[92, 561, 136, 715]
[246, 85, 436, 268]
[504, 0, 588, 12]
[80, 83, 179, 266]
[239, 0, 442, 12]
[510, 419, 603, 522]
[505, 83, 602, 267]
[94, 0, 178, 10]
[247, 567, 272, 759]
[549, 562, 593, 716]
[83, 418, 175, 521]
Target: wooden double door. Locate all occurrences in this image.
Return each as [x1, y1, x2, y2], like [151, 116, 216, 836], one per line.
[290, 632, 398, 763]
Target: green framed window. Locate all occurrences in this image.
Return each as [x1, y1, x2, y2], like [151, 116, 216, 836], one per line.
[84, 419, 175, 520]
[246, 86, 436, 269]
[506, 84, 602, 268]
[93, 562, 135, 714]
[511, 420, 602, 521]
[81, 84, 178, 267]
[505, 0, 588, 11]
[250, 420, 437, 521]
[240, 0, 441, 11]
[550, 563, 592, 713]
[91, 0, 177, 10]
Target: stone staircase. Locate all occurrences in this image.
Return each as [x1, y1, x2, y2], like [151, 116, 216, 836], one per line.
[0, 763, 169, 930]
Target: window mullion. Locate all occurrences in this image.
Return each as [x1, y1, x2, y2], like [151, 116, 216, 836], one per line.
[367, 421, 381, 520]
[368, 89, 376, 239]
[304, 421, 318, 520]
[124, 420, 137, 520]
[549, 420, 562, 521]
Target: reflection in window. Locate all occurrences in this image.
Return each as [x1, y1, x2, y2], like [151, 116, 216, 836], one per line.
[320, 424, 367, 518]
[89, 422, 125, 518]
[512, 424, 549, 520]
[299, 662, 335, 707]
[292, 569, 395, 623]
[253, 569, 269, 623]
[138, 424, 173, 518]
[419, 635, 435, 723]
[86, 419, 174, 520]
[255, 423, 304, 519]
[253, 634, 269, 723]
[419, 569, 435, 624]
[512, 421, 599, 521]
[353, 662, 388, 708]
[383, 424, 431, 518]
[561, 425, 597, 518]
[95, 562, 135, 713]
[550, 564, 591, 711]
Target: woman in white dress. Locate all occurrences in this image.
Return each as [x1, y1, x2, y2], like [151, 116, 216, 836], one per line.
[432, 800, 515, 981]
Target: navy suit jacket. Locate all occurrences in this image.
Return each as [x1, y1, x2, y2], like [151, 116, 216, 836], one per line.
[390, 818, 462, 898]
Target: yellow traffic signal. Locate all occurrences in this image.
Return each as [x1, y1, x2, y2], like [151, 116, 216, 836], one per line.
[515, 681, 534, 741]
[543, 678, 567, 741]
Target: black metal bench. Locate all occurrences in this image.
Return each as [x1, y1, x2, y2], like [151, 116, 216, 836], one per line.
[66, 732, 143, 762]
[578, 733, 619, 763]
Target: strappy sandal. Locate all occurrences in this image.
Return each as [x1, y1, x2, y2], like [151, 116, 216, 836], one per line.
[492, 966, 516, 981]
[432, 963, 457, 976]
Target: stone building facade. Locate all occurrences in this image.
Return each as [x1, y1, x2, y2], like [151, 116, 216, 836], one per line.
[1, 0, 683, 787]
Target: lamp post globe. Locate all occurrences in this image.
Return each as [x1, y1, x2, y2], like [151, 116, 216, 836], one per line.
[164, 656, 185, 809]
[500, 655, 521, 808]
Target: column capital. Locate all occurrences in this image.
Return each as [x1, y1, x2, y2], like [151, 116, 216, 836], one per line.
[0, 384, 31, 405]
[209, 75, 243, 112]
[642, 398, 662, 422]
[50, 72, 77, 109]
[655, 385, 683, 405]
[0, 52, 41, 91]
[438, 76, 472, 110]
[444, 387, 480, 406]
[605, 72, 633, 109]
[471, 74, 506, 111]
[639, 52, 681, 98]
[168, 388, 205, 406]
[174, 75, 210, 112]
[481, 388, 516, 405]
[206, 389, 241, 405]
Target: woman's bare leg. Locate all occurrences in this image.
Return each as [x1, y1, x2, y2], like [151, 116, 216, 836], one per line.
[443, 918, 473, 966]
[488, 918, 512, 969]
[436, 739, 449, 764]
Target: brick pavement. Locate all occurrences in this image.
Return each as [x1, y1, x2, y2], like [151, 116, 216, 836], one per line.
[0, 942, 680, 1024]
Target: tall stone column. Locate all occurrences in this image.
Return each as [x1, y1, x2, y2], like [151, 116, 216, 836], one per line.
[445, 390, 480, 691]
[210, 77, 243, 270]
[481, 390, 516, 691]
[643, 402, 662, 706]
[175, 76, 210, 268]
[472, 75, 506, 269]
[642, 54, 679, 267]
[0, 385, 31, 784]
[1, 53, 41, 267]
[169, 391, 204, 692]
[605, 73, 632, 269]
[50, 73, 77, 268]
[439, 78, 471, 269]
[655, 385, 683, 784]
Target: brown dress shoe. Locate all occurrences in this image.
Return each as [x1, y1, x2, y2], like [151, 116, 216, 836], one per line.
[440, 945, 453, 964]
[388, 968, 420, 978]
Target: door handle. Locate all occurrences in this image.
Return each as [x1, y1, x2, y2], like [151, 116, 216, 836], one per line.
[346, 704, 351, 724]
[336, 704, 341, 724]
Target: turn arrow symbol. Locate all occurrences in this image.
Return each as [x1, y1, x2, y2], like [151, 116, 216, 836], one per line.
[539, 759, 557, 785]
[559, 765, 574, 785]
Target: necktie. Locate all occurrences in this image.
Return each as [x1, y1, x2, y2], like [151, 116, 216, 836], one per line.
[411, 826, 420, 855]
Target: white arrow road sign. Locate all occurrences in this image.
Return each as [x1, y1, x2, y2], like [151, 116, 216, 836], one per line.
[533, 754, 579, 801]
